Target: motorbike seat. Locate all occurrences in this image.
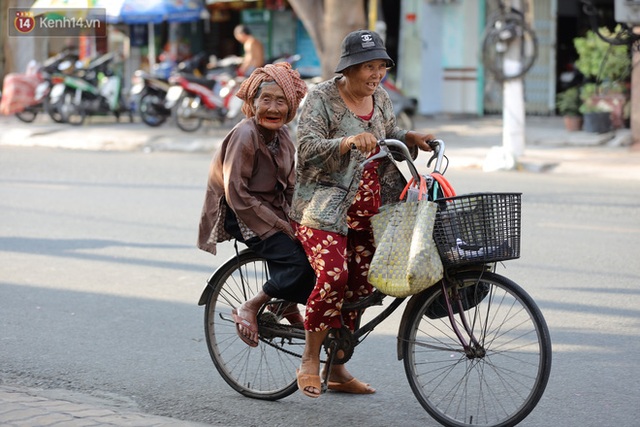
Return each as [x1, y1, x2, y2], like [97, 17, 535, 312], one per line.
[179, 74, 218, 89]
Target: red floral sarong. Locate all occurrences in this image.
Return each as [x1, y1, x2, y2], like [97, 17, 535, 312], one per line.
[294, 150, 382, 331]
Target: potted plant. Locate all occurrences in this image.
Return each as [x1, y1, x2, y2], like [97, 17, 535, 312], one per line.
[573, 26, 631, 132]
[556, 87, 582, 131]
[578, 83, 613, 133]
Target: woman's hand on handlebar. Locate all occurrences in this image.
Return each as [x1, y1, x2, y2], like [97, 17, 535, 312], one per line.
[405, 131, 436, 152]
[340, 132, 377, 155]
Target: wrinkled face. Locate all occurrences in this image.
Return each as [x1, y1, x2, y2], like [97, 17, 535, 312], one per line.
[346, 59, 388, 96]
[254, 83, 289, 130]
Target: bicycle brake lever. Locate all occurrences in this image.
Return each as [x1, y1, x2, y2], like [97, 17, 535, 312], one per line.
[427, 152, 438, 169]
[362, 145, 391, 165]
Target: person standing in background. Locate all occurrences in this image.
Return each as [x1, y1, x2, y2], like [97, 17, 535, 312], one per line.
[233, 24, 265, 76]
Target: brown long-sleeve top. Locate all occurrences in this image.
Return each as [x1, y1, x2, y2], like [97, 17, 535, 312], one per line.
[197, 117, 296, 255]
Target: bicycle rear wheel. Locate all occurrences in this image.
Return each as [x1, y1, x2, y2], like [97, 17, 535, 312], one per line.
[401, 271, 551, 427]
[202, 250, 304, 400]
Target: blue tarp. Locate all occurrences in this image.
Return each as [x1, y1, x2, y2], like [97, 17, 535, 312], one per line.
[97, 0, 206, 24]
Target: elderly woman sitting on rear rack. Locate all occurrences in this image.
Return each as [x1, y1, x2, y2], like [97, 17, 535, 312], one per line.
[197, 62, 315, 347]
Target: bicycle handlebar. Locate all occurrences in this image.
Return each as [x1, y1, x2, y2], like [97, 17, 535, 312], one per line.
[367, 139, 446, 183]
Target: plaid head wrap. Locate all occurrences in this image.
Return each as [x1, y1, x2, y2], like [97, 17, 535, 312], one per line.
[235, 62, 307, 124]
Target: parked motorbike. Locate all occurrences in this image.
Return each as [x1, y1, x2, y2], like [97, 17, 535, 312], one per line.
[130, 53, 210, 127]
[50, 52, 131, 126]
[165, 54, 244, 132]
[165, 53, 301, 132]
[165, 74, 242, 132]
[130, 69, 172, 127]
[0, 49, 78, 123]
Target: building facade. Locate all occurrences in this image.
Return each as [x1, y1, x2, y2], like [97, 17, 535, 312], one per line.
[1, 0, 617, 118]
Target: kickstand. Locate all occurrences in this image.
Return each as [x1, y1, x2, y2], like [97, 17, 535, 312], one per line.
[321, 340, 338, 393]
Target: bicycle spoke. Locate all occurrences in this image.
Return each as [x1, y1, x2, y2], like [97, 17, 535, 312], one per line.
[402, 272, 551, 427]
[203, 251, 301, 400]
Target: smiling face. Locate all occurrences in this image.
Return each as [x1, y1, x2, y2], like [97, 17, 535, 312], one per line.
[254, 82, 289, 131]
[345, 59, 388, 96]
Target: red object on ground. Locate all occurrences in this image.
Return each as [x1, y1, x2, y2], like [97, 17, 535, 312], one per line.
[0, 73, 40, 115]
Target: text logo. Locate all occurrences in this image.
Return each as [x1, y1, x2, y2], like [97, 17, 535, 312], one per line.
[8, 8, 106, 38]
[14, 11, 35, 34]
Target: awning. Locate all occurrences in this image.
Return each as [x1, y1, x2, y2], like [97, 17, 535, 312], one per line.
[96, 0, 208, 24]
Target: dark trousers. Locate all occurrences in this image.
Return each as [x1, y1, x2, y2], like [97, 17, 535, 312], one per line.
[225, 209, 315, 304]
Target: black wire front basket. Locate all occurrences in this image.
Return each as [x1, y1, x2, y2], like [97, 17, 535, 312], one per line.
[433, 193, 522, 268]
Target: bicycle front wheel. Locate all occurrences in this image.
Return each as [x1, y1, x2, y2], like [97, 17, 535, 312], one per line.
[203, 250, 304, 401]
[402, 271, 552, 427]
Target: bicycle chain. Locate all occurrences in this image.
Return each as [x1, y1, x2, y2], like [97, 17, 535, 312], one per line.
[256, 318, 350, 365]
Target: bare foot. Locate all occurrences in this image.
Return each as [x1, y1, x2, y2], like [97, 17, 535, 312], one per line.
[268, 302, 304, 326]
[273, 302, 304, 325]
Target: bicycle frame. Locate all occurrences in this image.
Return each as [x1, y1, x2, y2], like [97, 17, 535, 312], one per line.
[328, 268, 490, 363]
[200, 138, 474, 360]
[200, 137, 551, 426]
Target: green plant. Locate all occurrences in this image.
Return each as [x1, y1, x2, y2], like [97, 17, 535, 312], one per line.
[579, 82, 626, 114]
[556, 87, 581, 116]
[579, 83, 608, 114]
[574, 26, 631, 118]
[574, 26, 631, 83]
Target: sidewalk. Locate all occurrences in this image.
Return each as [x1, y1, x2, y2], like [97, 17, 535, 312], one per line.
[1, 112, 639, 183]
[0, 385, 212, 427]
[413, 114, 640, 181]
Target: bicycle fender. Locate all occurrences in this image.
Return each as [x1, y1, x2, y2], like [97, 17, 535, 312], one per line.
[197, 248, 255, 306]
[197, 272, 216, 306]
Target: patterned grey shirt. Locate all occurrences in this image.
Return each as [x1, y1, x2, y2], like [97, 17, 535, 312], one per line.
[290, 76, 416, 235]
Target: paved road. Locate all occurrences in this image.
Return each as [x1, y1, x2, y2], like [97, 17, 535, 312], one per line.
[1, 112, 639, 426]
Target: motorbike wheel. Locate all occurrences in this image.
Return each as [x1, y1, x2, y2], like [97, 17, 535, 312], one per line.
[45, 97, 65, 123]
[396, 110, 414, 131]
[174, 95, 203, 132]
[139, 93, 167, 127]
[15, 108, 38, 123]
[61, 92, 86, 126]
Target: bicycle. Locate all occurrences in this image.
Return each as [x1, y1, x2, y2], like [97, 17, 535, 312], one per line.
[481, 0, 538, 82]
[198, 139, 552, 427]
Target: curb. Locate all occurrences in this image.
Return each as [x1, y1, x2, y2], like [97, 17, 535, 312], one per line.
[0, 385, 211, 427]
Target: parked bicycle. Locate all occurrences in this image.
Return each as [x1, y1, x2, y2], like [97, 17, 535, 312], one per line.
[198, 139, 552, 427]
[481, 0, 538, 81]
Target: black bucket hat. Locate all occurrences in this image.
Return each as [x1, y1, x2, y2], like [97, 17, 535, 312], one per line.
[334, 30, 394, 73]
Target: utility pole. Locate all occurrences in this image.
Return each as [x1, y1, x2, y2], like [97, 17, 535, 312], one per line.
[633, 28, 640, 147]
[484, 0, 527, 171]
[502, 0, 526, 159]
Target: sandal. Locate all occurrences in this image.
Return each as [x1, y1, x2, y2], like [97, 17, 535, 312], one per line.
[327, 377, 375, 394]
[296, 369, 322, 398]
[231, 308, 259, 347]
